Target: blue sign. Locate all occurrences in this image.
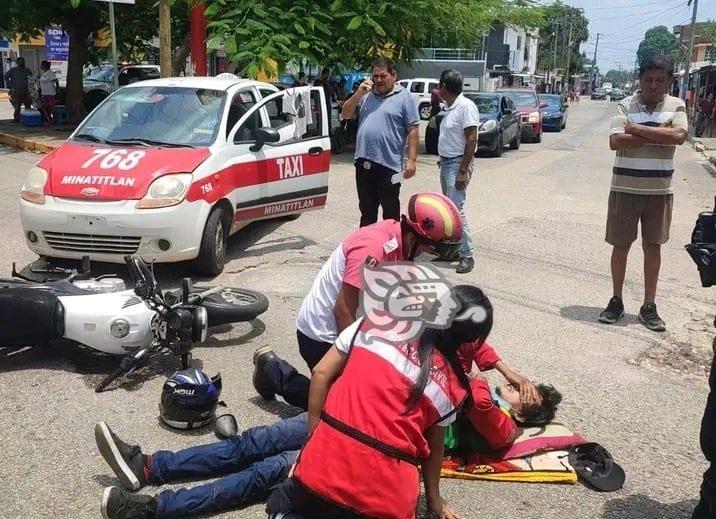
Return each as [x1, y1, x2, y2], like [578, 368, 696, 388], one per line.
[45, 26, 69, 61]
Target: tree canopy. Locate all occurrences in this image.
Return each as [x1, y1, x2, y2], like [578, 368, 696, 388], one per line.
[536, 1, 589, 77]
[206, 0, 545, 77]
[636, 25, 677, 67]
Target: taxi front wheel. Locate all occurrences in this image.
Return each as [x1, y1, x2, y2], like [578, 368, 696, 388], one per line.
[195, 206, 229, 276]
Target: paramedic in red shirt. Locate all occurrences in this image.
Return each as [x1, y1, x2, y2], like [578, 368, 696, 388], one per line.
[252, 192, 463, 410]
[266, 285, 493, 519]
[457, 341, 563, 450]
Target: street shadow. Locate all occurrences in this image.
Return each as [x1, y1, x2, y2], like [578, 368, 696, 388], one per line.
[560, 305, 637, 327]
[0, 319, 262, 393]
[248, 395, 304, 420]
[200, 319, 267, 350]
[225, 217, 317, 266]
[602, 494, 698, 519]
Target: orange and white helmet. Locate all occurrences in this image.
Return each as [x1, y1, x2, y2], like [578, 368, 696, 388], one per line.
[404, 192, 463, 244]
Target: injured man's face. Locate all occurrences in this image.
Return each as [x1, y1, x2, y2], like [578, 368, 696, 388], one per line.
[495, 382, 563, 427]
[495, 383, 541, 413]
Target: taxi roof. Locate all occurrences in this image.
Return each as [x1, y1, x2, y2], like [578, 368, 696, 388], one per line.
[124, 76, 268, 92]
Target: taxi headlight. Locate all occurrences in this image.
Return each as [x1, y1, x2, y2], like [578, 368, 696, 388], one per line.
[21, 166, 48, 205]
[479, 119, 497, 132]
[136, 174, 192, 209]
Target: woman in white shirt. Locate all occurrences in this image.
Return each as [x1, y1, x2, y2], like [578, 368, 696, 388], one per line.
[39, 60, 58, 124]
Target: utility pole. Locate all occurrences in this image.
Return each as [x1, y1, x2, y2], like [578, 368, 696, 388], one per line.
[591, 32, 600, 94]
[550, 21, 560, 93]
[159, 0, 172, 78]
[564, 19, 574, 93]
[681, 0, 699, 100]
[108, 1, 118, 90]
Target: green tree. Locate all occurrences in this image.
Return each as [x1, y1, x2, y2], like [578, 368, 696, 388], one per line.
[205, 0, 544, 78]
[603, 69, 631, 88]
[636, 25, 677, 67]
[700, 21, 716, 63]
[112, 0, 190, 75]
[536, 1, 589, 78]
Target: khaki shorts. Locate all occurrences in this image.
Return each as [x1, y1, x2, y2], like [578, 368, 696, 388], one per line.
[605, 191, 673, 246]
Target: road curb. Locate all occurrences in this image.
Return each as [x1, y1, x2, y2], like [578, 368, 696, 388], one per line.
[0, 131, 57, 154]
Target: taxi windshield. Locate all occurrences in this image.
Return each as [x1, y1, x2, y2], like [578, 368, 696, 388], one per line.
[75, 86, 226, 147]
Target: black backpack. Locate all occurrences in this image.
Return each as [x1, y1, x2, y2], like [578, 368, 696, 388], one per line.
[686, 197, 716, 288]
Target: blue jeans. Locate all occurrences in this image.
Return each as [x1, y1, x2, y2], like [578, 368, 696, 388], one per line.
[439, 156, 474, 259]
[151, 413, 308, 518]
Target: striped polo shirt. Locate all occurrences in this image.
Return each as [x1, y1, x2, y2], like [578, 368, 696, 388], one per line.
[609, 94, 687, 195]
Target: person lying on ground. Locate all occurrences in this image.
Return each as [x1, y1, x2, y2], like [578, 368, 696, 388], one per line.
[97, 414, 307, 519]
[457, 339, 563, 452]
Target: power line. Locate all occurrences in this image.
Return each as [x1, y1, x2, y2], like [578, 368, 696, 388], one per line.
[581, 0, 686, 11]
[601, 4, 690, 37]
[587, 0, 685, 22]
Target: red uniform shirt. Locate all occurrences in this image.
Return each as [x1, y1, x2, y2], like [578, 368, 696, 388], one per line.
[458, 340, 519, 450]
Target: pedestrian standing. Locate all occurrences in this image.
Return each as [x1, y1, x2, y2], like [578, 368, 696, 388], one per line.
[4, 57, 32, 122]
[599, 56, 688, 331]
[38, 60, 58, 126]
[292, 72, 308, 87]
[436, 69, 479, 274]
[341, 57, 420, 227]
[430, 83, 441, 118]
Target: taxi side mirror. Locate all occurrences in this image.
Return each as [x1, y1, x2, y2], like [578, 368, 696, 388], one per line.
[250, 127, 281, 152]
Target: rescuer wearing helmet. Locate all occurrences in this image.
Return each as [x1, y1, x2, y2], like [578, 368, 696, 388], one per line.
[252, 192, 463, 410]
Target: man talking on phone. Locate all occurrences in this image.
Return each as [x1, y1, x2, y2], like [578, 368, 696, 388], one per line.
[341, 57, 420, 227]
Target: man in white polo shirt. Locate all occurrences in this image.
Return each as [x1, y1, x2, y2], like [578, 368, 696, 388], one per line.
[437, 69, 480, 273]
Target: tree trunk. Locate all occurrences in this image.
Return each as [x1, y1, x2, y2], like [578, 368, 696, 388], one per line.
[65, 22, 91, 124]
[172, 32, 191, 76]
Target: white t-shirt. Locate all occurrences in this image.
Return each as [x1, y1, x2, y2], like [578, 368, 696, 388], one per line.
[39, 69, 57, 96]
[282, 86, 313, 139]
[437, 93, 480, 158]
[295, 220, 403, 344]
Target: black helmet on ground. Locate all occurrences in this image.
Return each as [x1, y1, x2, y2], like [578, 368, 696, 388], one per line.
[159, 369, 222, 430]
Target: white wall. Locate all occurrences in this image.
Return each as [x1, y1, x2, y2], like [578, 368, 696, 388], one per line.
[502, 25, 539, 74]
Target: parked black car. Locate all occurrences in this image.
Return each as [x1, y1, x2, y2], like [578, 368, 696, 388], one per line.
[539, 94, 568, 132]
[425, 93, 522, 157]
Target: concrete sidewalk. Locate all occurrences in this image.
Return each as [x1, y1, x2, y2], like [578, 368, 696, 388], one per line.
[0, 118, 71, 153]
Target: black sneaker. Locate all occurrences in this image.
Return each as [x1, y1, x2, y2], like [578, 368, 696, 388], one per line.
[95, 422, 146, 491]
[639, 303, 666, 332]
[598, 296, 624, 324]
[456, 257, 475, 274]
[101, 487, 156, 519]
[253, 345, 277, 399]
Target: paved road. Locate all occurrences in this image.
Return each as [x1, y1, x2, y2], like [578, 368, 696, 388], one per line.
[0, 100, 714, 518]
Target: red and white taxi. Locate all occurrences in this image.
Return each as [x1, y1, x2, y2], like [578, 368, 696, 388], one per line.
[20, 75, 330, 274]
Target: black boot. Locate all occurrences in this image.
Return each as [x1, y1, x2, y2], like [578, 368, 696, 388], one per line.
[253, 345, 278, 399]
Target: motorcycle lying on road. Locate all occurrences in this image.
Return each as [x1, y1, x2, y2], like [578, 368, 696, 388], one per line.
[0, 256, 268, 392]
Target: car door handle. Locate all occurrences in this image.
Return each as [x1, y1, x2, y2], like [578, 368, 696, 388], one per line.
[308, 147, 323, 156]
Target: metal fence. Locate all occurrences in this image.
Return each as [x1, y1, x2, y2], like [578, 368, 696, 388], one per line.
[418, 48, 479, 61]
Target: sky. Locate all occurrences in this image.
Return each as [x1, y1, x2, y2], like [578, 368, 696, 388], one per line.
[540, 0, 716, 73]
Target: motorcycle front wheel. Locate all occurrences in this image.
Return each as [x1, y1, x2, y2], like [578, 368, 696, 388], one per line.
[195, 287, 269, 327]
